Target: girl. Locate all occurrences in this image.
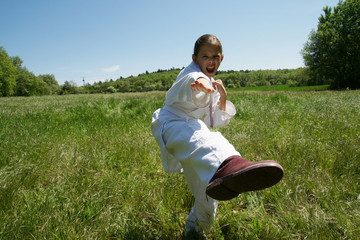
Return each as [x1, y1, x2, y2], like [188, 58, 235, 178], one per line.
[151, 34, 283, 236]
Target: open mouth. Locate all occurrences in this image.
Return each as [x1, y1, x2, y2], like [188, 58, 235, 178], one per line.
[206, 67, 215, 74]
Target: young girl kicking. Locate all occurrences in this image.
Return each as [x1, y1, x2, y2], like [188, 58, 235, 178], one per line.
[151, 34, 283, 236]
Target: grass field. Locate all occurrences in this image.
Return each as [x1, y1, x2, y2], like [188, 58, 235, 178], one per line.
[0, 90, 359, 239]
[228, 84, 331, 92]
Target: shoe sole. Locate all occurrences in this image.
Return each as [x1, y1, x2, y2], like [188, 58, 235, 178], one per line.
[206, 161, 284, 201]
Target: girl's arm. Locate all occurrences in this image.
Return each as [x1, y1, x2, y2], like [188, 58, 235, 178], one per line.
[191, 78, 227, 111]
[212, 79, 227, 111]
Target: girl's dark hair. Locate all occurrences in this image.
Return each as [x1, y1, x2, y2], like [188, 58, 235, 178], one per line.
[193, 34, 223, 56]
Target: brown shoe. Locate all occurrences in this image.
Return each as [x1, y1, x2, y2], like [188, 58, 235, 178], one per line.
[206, 156, 284, 201]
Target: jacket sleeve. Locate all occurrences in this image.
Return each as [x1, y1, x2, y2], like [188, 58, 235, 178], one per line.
[212, 100, 236, 127]
[195, 89, 236, 128]
[191, 91, 211, 108]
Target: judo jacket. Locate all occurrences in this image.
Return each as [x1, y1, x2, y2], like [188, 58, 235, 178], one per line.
[151, 61, 238, 174]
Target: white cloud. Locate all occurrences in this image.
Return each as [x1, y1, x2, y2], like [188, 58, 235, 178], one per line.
[102, 65, 120, 73]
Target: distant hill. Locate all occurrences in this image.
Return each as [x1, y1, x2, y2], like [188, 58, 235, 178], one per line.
[79, 67, 311, 94]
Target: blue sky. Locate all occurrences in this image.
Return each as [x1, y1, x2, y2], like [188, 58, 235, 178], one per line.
[1, 0, 340, 86]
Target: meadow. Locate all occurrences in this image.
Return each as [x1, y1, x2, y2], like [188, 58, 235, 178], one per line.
[0, 90, 359, 239]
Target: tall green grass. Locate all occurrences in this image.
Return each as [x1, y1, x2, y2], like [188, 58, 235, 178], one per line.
[228, 84, 330, 92]
[0, 91, 359, 239]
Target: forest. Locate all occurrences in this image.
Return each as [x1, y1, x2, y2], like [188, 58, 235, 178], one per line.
[85, 67, 312, 94]
[0, 46, 312, 97]
[0, 47, 60, 97]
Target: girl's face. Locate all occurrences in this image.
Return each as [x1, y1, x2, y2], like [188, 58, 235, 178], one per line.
[192, 44, 224, 79]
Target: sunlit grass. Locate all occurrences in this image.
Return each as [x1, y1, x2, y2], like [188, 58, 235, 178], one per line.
[0, 90, 359, 239]
[228, 84, 330, 92]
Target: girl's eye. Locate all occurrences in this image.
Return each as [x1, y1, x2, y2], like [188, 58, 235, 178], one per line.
[202, 56, 220, 61]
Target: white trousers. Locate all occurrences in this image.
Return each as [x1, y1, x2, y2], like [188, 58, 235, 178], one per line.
[162, 118, 240, 233]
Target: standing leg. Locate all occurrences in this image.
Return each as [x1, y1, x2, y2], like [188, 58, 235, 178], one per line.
[181, 161, 218, 234]
[162, 119, 240, 235]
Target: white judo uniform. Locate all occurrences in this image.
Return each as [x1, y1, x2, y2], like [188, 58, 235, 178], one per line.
[151, 61, 240, 233]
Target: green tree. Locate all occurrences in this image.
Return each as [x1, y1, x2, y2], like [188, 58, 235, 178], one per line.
[11, 56, 23, 69]
[0, 47, 16, 96]
[105, 86, 116, 93]
[60, 81, 78, 95]
[12, 56, 49, 96]
[14, 69, 50, 96]
[302, 0, 360, 89]
[14, 69, 35, 96]
[38, 74, 60, 95]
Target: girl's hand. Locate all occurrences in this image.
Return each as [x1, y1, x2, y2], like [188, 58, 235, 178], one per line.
[212, 79, 227, 111]
[212, 79, 227, 98]
[191, 78, 214, 94]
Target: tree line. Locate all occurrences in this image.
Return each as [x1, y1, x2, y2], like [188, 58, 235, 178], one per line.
[0, 47, 61, 97]
[302, 0, 360, 89]
[63, 67, 310, 95]
[0, 46, 332, 97]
